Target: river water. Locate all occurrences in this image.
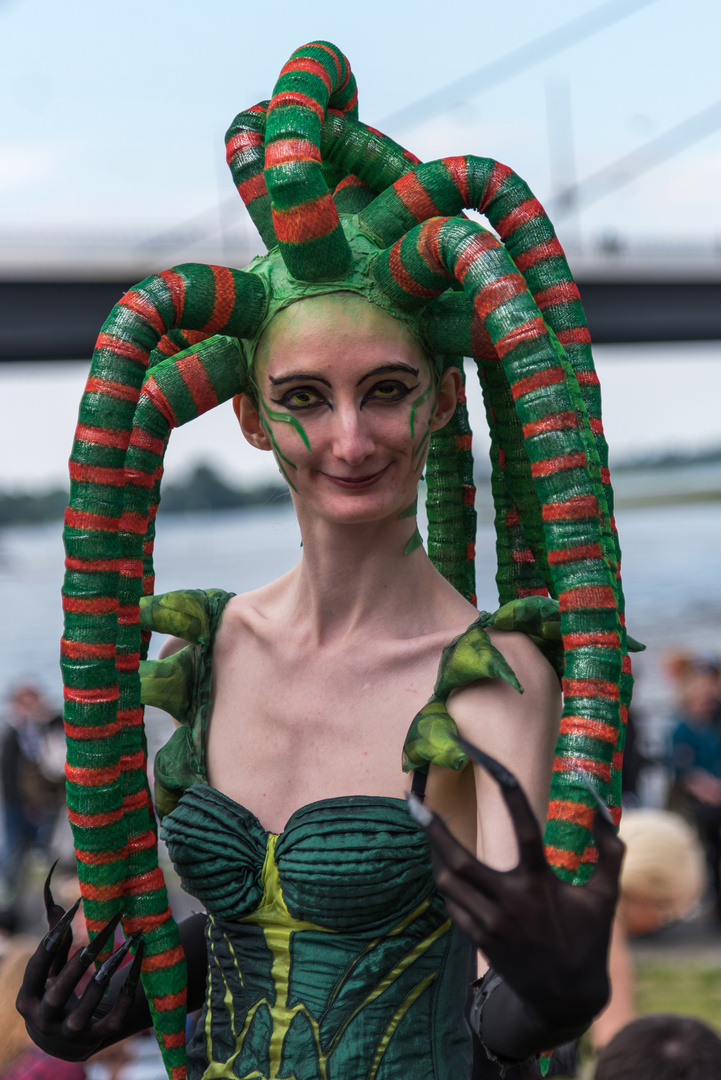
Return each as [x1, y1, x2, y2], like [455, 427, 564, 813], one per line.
[1, 498, 719, 758]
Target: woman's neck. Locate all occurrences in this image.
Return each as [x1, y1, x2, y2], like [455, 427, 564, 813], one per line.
[286, 508, 455, 645]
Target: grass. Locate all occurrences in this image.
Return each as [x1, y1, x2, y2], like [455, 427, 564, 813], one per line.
[635, 956, 721, 1031]
[561, 958, 721, 1078]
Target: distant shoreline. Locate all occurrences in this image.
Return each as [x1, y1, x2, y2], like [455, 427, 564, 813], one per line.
[0, 464, 289, 527]
[1, 452, 719, 527]
[614, 488, 721, 509]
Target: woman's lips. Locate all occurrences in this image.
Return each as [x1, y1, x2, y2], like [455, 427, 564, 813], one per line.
[321, 464, 390, 489]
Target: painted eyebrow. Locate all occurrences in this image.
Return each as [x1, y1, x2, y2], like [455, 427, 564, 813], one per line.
[355, 363, 420, 387]
[268, 363, 420, 389]
[268, 371, 332, 388]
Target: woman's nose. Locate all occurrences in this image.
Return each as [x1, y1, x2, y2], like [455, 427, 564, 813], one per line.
[330, 404, 375, 465]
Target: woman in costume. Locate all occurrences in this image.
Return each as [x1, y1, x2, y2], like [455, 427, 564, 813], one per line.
[18, 41, 632, 1080]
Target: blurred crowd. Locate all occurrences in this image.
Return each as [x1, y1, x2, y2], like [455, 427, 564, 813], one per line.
[0, 686, 167, 1079]
[0, 661, 720, 1079]
[0, 685, 67, 925]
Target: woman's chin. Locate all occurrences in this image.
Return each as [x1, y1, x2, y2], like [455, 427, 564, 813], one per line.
[293, 485, 416, 529]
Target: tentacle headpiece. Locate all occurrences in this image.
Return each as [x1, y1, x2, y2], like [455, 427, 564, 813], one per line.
[62, 41, 634, 1079]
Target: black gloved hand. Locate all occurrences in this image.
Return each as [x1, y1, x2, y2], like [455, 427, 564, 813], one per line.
[407, 738, 624, 1057]
[16, 864, 144, 1062]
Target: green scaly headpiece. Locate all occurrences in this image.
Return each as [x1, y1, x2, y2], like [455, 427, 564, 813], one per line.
[61, 40, 634, 1080]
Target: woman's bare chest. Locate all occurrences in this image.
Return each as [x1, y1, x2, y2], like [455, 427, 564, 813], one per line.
[203, 626, 448, 831]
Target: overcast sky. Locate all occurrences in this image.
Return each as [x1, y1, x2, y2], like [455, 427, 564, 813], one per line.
[2, 0, 720, 243]
[1, 0, 720, 491]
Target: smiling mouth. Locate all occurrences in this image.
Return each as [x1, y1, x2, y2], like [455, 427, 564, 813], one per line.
[321, 464, 391, 489]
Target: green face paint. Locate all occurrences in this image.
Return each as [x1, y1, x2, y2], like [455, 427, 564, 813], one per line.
[414, 426, 432, 466]
[399, 496, 418, 520]
[404, 526, 424, 555]
[253, 380, 312, 453]
[409, 380, 432, 439]
[250, 295, 441, 530]
[251, 378, 316, 494]
[271, 449, 298, 493]
[400, 495, 424, 553]
[409, 374, 438, 477]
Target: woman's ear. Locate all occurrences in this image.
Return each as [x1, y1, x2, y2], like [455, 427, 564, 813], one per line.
[233, 393, 272, 451]
[431, 367, 462, 431]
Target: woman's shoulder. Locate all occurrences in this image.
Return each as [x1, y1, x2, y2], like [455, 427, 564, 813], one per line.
[450, 624, 560, 730]
[150, 573, 295, 659]
[402, 598, 562, 775]
[211, 571, 298, 651]
[484, 624, 560, 693]
[437, 596, 562, 698]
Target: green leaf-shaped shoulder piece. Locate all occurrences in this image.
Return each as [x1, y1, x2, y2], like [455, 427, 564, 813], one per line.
[402, 702, 466, 773]
[139, 587, 231, 644]
[484, 595, 563, 678]
[139, 588, 236, 818]
[403, 599, 564, 774]
[403, 596, 643, 774]
[485, 594, 644, 665]
[139, 588, 235, 724]
[434, 614, 524, 700]
[153, 726, 206, 819]
[139, 646, 196, 727]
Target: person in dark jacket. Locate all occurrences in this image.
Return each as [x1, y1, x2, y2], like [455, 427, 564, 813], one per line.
[0, 685, 66, 913]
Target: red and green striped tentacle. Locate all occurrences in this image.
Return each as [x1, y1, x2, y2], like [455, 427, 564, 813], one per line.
[225, 98, 421, 245]
[120, 335, 244, 1077]
[371, 216, 625, 882]
[225, 103, 276, 250]
[321, 111, 421, 200]
[478, 361, 551, 603]
[141, 330, 216, 602]
[425, 366, 477, 604]
[358, 156, 618, 576]
[263, 41, 358, 281]
[359, 155, 631, 813]
[62, 265, 265, 1080]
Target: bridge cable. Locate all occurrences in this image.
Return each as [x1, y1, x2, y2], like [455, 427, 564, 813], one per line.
[379, 0, 661, 134]
[550, 98, 721, 217]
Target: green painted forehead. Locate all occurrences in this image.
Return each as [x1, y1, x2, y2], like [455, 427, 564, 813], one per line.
[239, 216, 439, 381]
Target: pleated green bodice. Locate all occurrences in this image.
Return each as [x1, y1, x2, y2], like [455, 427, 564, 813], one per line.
[163, 787, 471, 1079]
[144, 588, 566, 1080]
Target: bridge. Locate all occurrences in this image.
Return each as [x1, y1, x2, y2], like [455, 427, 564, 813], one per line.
[1, 231, 720, 360]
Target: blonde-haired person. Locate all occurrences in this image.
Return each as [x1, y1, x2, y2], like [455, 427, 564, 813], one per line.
[591, 809, 707, 1050]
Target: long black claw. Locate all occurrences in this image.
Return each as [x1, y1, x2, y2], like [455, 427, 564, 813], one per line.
[93, 932, 142, 988]
[79, 908, 124, 968]
[44, 897, 81, 953]
[576, 772, 614, 826]
[121, 937, 144, 997]
[454, 735, 519, 790]
[43, 860, 61, 923]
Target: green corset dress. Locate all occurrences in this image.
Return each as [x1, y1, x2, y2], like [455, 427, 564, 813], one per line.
[140, 589, 565, 1080]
